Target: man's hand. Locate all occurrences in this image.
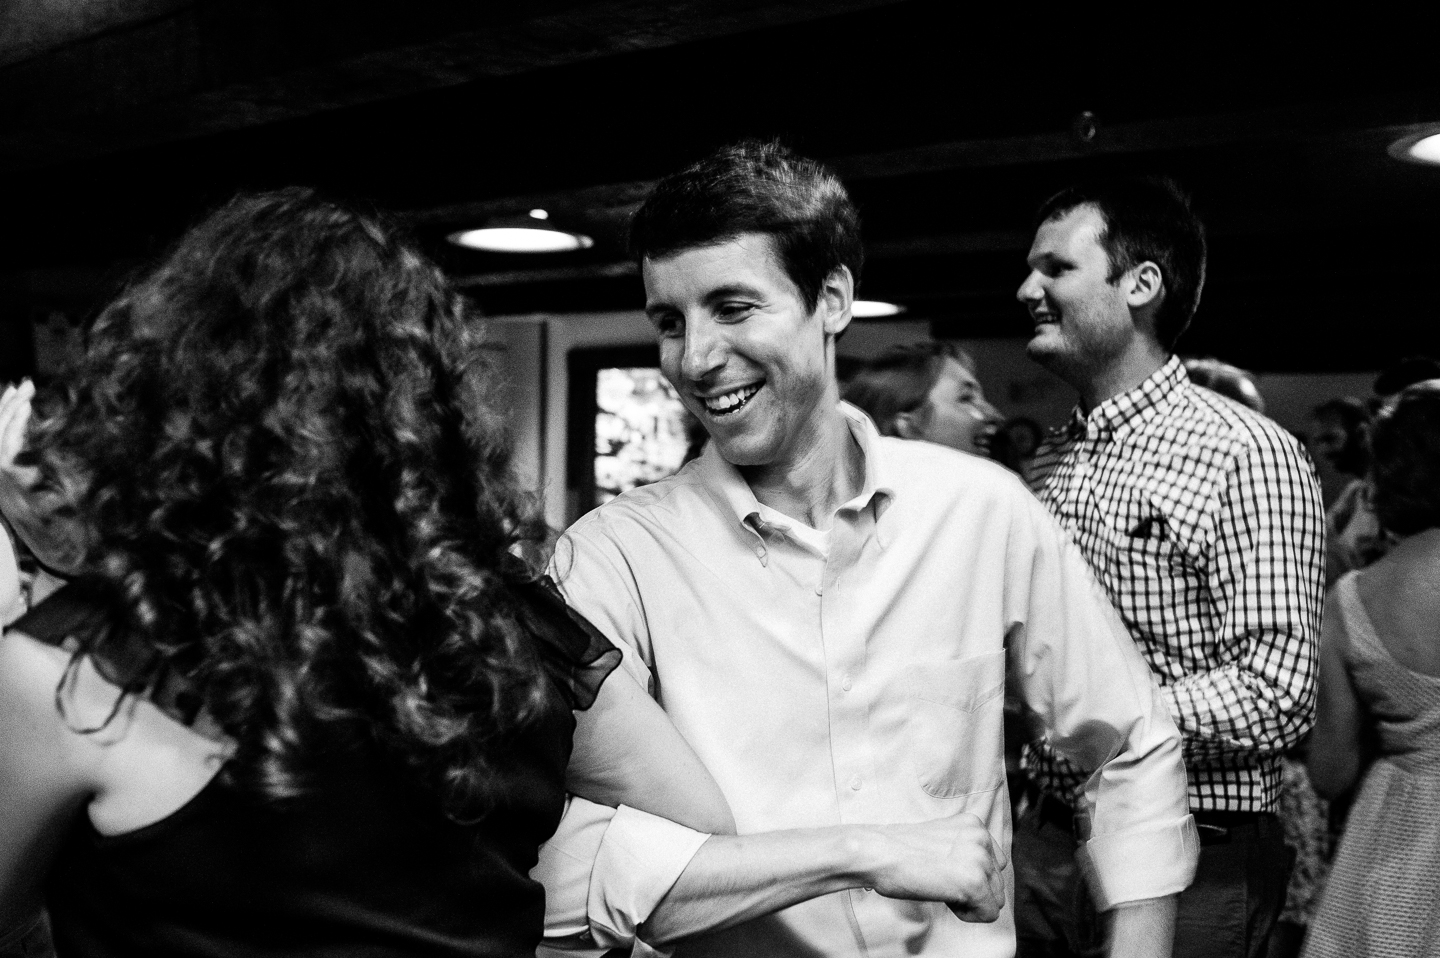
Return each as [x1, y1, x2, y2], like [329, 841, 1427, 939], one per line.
[865, 813, 1007, 923]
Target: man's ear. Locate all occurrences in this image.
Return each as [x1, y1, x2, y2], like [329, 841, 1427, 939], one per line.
[1125, 261, 1165, 311]
[892, 410, 919, 439]
[818, 266, 855, 337]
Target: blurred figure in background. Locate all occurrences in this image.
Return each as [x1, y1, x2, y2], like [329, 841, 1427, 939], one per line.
[1309, 397, 1383, 585]
[1372, 355, 1440, 400]
[1184, 357, 1266, 413]
[1304, 380, 1440, 958]
[842, 341, 1002, 456]
[988, 416, 1043, 475]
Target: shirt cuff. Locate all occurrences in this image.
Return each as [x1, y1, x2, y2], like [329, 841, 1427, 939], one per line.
[588, 805, 711, 951]
[1076, 815, 1199, 911]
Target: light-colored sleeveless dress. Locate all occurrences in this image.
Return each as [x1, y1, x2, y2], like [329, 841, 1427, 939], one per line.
[1303, 573, 1440, 958]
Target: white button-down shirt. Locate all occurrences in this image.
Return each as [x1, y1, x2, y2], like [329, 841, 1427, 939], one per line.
[545, 404, 1196, 957]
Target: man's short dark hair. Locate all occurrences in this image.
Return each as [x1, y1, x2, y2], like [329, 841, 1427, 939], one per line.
[630, 140, 863, 313]
[1369, 379, 1440, 535]
[1038, 176, 1206, 351]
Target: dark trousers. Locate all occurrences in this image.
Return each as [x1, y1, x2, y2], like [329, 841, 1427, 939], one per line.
[1012, 798, 1294, 958]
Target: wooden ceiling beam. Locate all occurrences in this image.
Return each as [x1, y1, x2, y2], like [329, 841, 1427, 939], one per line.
[0, 0, 905, 171]
[402, 97, 1440, 234]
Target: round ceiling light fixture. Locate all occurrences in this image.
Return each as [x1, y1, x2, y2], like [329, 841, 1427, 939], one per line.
[851, 300, 907, 318]
[1387, 129, 1440, 166]
[448, 210, 593, 253]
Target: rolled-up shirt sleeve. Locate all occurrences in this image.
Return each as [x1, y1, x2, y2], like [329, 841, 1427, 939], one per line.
[1005, 493, 1199, 909]
[536, 798, 710, 956]
[544, 526, 732, 952]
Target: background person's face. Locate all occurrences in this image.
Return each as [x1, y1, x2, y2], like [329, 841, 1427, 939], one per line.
[913, 358, 1001, 455]
[1310, 415, 1351, 470]
[643, 235, 837, 469]
[1017, 204, 1136, 385]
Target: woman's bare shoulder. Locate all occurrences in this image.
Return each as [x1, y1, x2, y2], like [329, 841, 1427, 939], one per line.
[0, 628, 112, 792]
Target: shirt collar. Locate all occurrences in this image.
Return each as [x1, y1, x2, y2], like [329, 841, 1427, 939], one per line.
[692, 402, 896, 554]
[1079, 355, 1188, 443]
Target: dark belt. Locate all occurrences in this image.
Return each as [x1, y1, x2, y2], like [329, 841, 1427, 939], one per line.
[1030, 788, 1278, 846]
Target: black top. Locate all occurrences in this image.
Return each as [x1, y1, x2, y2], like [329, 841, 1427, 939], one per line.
[14, 579, 620, 958]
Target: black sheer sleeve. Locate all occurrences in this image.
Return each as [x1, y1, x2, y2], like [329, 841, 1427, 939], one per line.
[9, 582, 208, 728]
[509, 575, 623, 711]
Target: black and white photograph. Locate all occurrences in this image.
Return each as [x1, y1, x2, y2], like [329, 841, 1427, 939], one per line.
[2, 4, 1438, 958]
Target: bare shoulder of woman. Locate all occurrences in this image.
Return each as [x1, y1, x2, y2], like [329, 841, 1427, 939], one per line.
[0, 628, 101, 929]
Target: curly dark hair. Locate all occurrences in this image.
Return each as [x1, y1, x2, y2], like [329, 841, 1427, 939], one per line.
[28, 188, 553, 820]
[1369, 379, 1440, 536]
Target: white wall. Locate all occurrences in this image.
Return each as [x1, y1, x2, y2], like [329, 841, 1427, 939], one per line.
[479, 317, 546, 496]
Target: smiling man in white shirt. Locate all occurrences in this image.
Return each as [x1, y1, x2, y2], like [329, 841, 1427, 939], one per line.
[542, 141, 1198, 958]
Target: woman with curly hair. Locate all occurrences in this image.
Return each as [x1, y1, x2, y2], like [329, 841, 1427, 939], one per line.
[0, 190, 1004, 958]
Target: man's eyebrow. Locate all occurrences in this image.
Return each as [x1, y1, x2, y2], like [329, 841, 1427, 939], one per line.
[700, 283, 765, 305]
[1027, 250, 1069, 268]
[646, 282, 766, 318]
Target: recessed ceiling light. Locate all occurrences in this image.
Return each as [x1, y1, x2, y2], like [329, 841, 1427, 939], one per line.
[852, 300, 907, 318]
[529, 208, 550, 220]
[448, 225, 594, 253]
[1388, 130, 1440, 166]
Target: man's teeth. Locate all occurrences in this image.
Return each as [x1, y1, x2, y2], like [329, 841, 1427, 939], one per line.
[704, 385, 761, 415]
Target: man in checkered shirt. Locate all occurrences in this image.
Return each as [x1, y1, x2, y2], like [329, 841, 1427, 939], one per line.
[1010, 178, 1325, 958]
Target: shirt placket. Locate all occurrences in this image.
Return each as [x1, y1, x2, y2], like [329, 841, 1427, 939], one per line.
[820, 508, 890, 954]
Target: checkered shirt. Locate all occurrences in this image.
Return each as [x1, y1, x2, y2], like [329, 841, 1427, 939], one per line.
[1021, 356, 1325, 812]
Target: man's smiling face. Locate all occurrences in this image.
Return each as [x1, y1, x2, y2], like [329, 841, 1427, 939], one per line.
[1017, 203, 1136, 384]
[643, 233, 845, 469]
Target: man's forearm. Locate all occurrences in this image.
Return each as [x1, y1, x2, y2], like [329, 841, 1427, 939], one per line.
[642, 828, 865, 943]
[1106, 895, 1177, 958]
[642, 815, 1004, 945]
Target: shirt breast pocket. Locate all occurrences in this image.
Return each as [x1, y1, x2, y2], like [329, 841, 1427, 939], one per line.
[1106, 509, 1204, 637]
[904, 651, 1005, 799]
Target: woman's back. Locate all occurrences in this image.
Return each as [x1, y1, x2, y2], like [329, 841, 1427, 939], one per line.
[16, 585, 575, 958]
[1304, 532, 1440, 958]
[1346, 531, 1440, 763]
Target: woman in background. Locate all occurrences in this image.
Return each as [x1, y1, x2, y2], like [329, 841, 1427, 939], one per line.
[1304, 380, 1440, 958]
[1309, 397, 1388, 584]
[842, 341, 1001, 456]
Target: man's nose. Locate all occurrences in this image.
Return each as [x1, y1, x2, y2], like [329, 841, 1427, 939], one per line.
[681, 319, 726, 382]
[1016, 270, 1042, 305]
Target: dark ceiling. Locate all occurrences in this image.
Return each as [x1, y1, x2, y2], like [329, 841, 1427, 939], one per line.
[3, 0, 1439, 371]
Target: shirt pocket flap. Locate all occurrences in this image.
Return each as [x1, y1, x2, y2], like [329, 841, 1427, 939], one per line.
[910, 651, 1006, 713]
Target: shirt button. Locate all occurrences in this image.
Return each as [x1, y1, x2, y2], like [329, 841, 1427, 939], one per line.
[849, 776, 863, 791]
[841, 674, 853, 692]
